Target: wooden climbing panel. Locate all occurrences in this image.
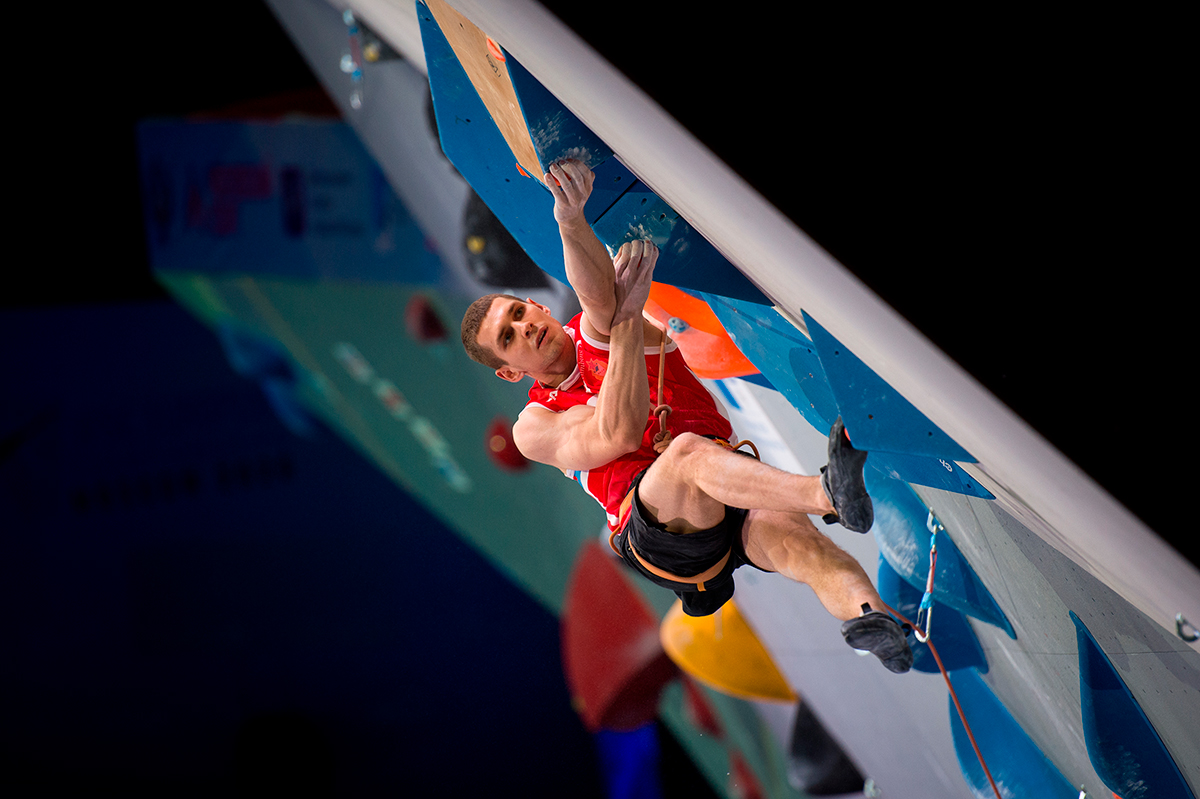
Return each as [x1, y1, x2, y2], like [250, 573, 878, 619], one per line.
[423, 0, 541, 180]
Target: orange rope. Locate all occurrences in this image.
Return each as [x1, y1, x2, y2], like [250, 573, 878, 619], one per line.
[729, 439, 760, 460]
[880, 601, 1002, 799]
[649, 330, 760, 463]
[652, 330, 673, 453]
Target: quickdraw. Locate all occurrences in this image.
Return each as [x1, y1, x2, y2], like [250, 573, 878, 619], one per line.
[882, 594, 1003, 799]
[883, 509, 1001, 799]
[914, 510, 942, 643]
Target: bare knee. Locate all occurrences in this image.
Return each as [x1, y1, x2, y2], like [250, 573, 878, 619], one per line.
[639, 433, 726, 532]
[657, 432, 718, 475]
[662, 431, 710, 456]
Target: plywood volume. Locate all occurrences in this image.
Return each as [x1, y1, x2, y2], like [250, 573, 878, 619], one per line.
[424, 0, 541, 180]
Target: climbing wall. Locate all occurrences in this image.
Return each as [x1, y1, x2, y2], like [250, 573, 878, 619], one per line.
[415, 3, 1200, 797]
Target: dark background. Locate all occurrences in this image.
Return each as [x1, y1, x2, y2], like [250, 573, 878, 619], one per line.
[1, 302, 611, 796]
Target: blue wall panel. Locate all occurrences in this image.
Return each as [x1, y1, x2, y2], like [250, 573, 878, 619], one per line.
[870, 474, 1015, 638]
[419, 5, 571, 284]
[1072, 612, 1194, 799]
[948, 669, 1076, 798]
[876, 556, 988, 674]
[802, 311, 973, 463]
[422, 4, 769, 305]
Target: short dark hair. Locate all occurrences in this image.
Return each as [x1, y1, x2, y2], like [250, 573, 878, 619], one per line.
[461, 293, 521, 369]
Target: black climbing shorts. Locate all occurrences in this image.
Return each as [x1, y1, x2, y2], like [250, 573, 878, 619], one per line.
[612, 468, 771, 617]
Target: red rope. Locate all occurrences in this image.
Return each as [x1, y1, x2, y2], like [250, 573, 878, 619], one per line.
[652, 331, 673, 453]
[881, 601, 1003, 799]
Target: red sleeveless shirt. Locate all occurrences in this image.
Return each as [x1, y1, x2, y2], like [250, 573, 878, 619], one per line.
[525, 313, 733, 531]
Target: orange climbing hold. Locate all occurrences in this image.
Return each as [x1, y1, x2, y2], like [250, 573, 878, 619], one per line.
[643, 283, 759, 379]
[485, 36, 505, 62]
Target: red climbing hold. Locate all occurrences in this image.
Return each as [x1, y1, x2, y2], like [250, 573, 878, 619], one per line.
[561, 542, 679, 731]
[681, 676, 723, 739]
[404, 294, 448, 342]
[485, 415, 529, 471]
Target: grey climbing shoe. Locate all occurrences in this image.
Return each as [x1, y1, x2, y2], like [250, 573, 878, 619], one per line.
[841, 607, 913, 674]
[821, 417, 873, 533]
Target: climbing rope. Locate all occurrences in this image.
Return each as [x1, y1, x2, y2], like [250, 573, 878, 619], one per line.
[647, 328, 758, 461]
[882, 599, 1002, 799]
[645, 323, 992, 793]
[880, 508, 1001, 799]
[651, 331, 673, 453]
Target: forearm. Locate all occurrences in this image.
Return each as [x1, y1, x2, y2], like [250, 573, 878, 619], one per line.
[559, 216, 618, 332]
[591, 315, 650, 450]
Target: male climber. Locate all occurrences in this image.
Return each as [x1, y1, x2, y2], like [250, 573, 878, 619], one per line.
[459, 160, 912, 673]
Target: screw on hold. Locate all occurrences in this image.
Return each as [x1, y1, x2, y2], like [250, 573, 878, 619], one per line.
[342, 9, 355, 24]
[863, 778, 882, 797]
[1177, 613, 1199, 642]
[668, 317, 688, 333]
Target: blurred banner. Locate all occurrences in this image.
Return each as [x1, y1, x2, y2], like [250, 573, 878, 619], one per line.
[138, 119, 442, 286]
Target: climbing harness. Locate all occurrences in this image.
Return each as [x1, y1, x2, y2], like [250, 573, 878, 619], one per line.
[719, 437, 760, 460]
[914, 510, 942, 643]
[607, 474, 733, 590]
[606, 326, 760, 579]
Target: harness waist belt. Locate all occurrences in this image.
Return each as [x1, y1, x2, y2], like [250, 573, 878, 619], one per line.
[611, 468, 740, 592]
[627, 541, 731, 592]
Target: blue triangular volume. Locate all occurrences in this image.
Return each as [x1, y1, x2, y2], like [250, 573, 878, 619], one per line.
[504, 52, 633, 227]
[1071, 612, 1195, 799]
[869, 472, 1015, 639]
[503, 54, 612, 174]
[801, 311, 974, 462]
[589, 191, 768, 304]
[591, 180, 680, 251]
[702, 294, 838, 434]
[870, 450, 994, 500]
[876, 556, 987, 674]
[947, 669, 1076, 798]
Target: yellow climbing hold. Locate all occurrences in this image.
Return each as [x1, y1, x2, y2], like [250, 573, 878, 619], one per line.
[660, 599, 796, 703]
